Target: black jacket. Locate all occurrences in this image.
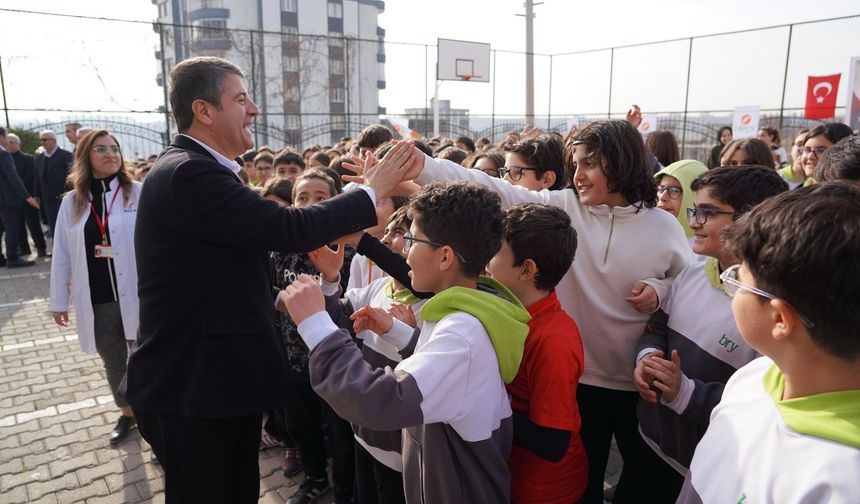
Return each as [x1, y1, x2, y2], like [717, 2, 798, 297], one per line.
[125, 135, 377, 418]
[0, 148, 29, 207]
[11, 151, 36, 193]
[34, 148, 73, 201]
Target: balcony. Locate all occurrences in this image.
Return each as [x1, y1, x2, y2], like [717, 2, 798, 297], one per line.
[188, 7, 229, 22]
[377, 80, 386, 89]
[376, 53, 385, 63]
[376, 26, 385, 37]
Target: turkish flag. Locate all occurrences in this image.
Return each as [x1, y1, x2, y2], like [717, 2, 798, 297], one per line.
[804, 74, 841, 119]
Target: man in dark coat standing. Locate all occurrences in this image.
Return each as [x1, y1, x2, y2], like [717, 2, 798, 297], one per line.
[33, 130, 73, 236]
[0, 127, 40, 268]
[125, 56, 416, 503]
[6, 133, 48, 257]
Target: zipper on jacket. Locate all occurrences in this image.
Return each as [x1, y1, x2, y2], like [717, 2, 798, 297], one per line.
[101, 180, 119, 302]
[602, 209, 615, 265]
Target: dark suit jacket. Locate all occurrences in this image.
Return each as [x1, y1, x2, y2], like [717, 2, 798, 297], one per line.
[0, 148, 29, 208]
[12, 151, 36, 193]
[125, 135, 377, 418]
[34, 148, 73, 201]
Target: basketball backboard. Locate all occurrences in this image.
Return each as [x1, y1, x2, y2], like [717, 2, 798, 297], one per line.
[437, 38, 491, 82]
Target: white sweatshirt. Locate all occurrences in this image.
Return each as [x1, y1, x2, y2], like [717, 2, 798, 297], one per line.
[416, 155, 693, 390]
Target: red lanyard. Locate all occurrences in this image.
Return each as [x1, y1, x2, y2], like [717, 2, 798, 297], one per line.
[87, 187, 121, 245]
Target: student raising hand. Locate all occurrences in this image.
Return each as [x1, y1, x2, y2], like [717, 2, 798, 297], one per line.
[308, 244, 345, 283]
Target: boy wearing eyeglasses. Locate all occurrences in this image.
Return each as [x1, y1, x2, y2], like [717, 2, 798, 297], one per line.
[279, 181, 531, 504]
[632, 166, 788, 502]
[678, 181, 860, 503]
[499, 135, 566, 191]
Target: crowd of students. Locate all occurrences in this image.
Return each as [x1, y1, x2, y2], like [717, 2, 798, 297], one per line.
[11, 109, 858, 504]
[202, 115, 860, 504]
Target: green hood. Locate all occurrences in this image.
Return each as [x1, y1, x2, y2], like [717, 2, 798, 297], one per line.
[764, 363, 860, 449]
[419, 276, 530, 383]
[655, 160, 708, 238]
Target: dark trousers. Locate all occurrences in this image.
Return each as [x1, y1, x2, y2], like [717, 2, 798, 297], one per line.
[635, 434, 685, 503]
[285, 376, 355, 499]
[577, 384, 652, 504]
[92, 302, 132, 408]
[134, 409, 262, 504]
[18, 205, 46, 253]
[44, 197, 62, 237]
[354, 440, 406, 504]
[0, 205, 23, 261]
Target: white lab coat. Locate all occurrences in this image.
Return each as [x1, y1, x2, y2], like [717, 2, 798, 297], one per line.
[49, 178, 142, 354]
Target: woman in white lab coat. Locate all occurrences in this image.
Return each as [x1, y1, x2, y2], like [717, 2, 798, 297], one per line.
[49, 129, 142, 446]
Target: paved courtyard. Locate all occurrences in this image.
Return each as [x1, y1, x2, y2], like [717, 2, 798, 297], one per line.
[1, 247, 621, 503]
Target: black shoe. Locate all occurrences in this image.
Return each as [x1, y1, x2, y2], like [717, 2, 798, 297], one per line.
[0, 257, 5, 267]
[287, 476, 330, 504]
[18, 249, 32, 257]
[110, 415, 136, 447]
[7, 258, 35, 268]
[37, 250, 51, 258]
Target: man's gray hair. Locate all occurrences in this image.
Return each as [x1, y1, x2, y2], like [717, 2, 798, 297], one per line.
[7, 133, 20, 142]
[39, 130, 57, 140]
[168, 56, 245, 133]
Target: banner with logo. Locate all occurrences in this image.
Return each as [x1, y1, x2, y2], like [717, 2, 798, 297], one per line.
[804, 74, 841, 120]
[638, 114, 658, 135]
[847, 58, 860, 129]
[732, 106, 760, 139]
[387, 117, 421, 140]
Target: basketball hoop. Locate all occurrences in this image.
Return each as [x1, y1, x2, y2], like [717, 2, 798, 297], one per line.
[460, 75, 473, 82]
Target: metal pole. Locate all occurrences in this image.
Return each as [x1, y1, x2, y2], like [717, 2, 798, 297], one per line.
[681, 37, 693, 157]
[525, 0, 535, 125]
[344, 34, 351, 138]
[0, 52, 10, 128]
[256, 0, 268, 145]
[158, 24, 171, 146]
[492, 50, 497, 140]
[778, 24, 793, 130]
[607, 48, 614, 118]
[424, 45, 429, 137]
[547, 54, 553, 130]
[433, 80, 440, 137]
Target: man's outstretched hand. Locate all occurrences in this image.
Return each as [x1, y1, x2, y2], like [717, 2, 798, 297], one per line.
[280, 274, 325, 326]
[343, 141, 425, 193]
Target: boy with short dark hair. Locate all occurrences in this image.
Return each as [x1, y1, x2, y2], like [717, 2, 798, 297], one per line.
[633, 166, 788, 502]
[501, 135, 565, 191]
[357, 124, 393, 155]
[815, 134, 860, 183]
[274, 149, 305, 183]
[280, 181, 531, 504]
[486, 203, 588, 504]
[253, 151, 275, 187]
[678, 181, 860, 502]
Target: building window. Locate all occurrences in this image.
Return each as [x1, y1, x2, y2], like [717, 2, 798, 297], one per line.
[192, 18, 228, 41]
[329, 58, 344, 75]
[330, 87, 345, 103]
[281, 0, 298, 12]
[378, 37, 384, 54]
[327, 1, 343, 19]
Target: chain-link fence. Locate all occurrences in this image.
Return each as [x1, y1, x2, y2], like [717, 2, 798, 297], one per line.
[1, 7, 858, 161]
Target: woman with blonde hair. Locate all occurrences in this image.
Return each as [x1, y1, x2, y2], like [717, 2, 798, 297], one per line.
[49, 129, 143, 446]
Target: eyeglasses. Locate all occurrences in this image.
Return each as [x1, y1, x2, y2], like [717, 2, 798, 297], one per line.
[801, 146, 828, 158]
[256, 166, 273, 172]
[657, 185, 683, 200]
[92, 145, 120, 155]
[719, 264, 815, 328]
[686, 207, 736, 225]
[402, 233, 467, 263]
[497, 165, 537, 181]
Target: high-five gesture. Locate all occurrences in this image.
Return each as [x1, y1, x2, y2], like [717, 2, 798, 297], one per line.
[308, 244, 345, 284]
[360, 140, 418, 198]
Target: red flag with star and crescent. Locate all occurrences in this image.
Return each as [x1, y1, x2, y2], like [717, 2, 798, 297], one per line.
[804, 74, 841, 119]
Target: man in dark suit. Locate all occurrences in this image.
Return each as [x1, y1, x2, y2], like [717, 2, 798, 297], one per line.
[0, 127, 40, 268]
[6, 133, 48, 257]
[33, 130, 73, 236]
[125, 56, 415, 503]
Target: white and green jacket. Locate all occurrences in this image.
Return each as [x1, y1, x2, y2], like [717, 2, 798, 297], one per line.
[678, 356, 860, 503]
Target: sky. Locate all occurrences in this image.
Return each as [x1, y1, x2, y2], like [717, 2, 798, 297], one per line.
[1, 0, 859, 127]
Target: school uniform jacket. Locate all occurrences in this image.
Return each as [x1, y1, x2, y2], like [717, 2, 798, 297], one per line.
[125, 134, 377, 418]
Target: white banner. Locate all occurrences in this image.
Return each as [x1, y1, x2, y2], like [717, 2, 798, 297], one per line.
[846, 57, 860, 130]
[732, 106, 760, 139]
[388, 117, 420, 140]
[638, 114, 658, 135]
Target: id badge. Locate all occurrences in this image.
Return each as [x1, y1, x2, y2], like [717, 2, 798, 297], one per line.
[94, 244, 114, 259]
